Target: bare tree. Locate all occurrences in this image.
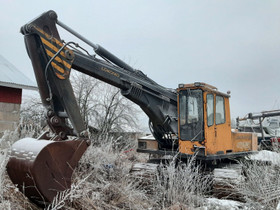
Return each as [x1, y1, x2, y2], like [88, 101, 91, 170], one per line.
[94, 84, 140, 135]
[20, 72, 141, 142]
[71, 72, 100, 128]
[71, 72, 141, 136]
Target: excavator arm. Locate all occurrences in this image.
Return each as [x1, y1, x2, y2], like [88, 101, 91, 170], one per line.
[21, 10, 178, 145]
[7, 10, 178, 205]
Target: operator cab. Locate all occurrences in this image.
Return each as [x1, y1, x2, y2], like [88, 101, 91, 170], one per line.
[177, 82, 257, 159]
[177, 82, 231, 157]
[178, 84, 227, 142]
[137, 82, 257, 160]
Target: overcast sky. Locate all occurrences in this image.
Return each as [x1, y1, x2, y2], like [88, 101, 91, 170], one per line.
[0, 0, 280, 120]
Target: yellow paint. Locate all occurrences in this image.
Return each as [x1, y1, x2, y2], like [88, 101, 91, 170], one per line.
[54, 37, 64, 48]
[41, 37, 66, 58]
[35, 27, 51, 39]
[51, 62, 65, 74]
[178, 84, 258, 158]
[55, 72, 66, 80]
[231, 132, 258, 152]
[101, 67, 120, 77]
[35, 27, 64, 47]
[45, 49, 71, 69]
[205, 95, 232, 155]
[179, 141, 205, 155]
[33, 26, 75, 80]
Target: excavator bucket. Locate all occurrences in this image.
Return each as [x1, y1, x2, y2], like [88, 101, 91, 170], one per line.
[6, 137, 89, 205]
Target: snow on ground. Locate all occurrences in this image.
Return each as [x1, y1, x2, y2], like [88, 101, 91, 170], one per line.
[249, 150, 280, 165]
[197, 198, 244, 210]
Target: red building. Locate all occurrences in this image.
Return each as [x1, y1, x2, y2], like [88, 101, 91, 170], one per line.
[0, 54, 37, 136]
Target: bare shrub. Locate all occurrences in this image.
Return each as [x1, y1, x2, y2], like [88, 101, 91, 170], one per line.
[270, 138, 280, 153]
[153, 156, 211, 209]
[0, 120, 45, 148]
[0, 148, 8, 202]
[46, 137, 152, 209]
[20, 95, 46, 138]
[46, 171, 94, 210]
[89, 131, 141, 153]
[0, 130, 19, 148]
[237, 160, 280, 209]
[0, 118, 49, 210]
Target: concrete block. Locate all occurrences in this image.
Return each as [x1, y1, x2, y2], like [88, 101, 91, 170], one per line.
[0, 111, 20, 122]
[0, 102, 20, 112]
[0, 121, 17, 132]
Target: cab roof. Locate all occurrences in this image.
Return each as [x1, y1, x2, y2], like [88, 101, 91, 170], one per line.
[177, 82, 230, 98]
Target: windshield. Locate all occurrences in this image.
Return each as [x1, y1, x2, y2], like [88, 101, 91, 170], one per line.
[179, 89, 204, 141]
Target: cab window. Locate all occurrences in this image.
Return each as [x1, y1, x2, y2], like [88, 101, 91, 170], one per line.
[179, 95, 187, 126]
[216, 96, 225, 124]
[187, 96, 199, 123]
[179, 89, 204, 141]
[206, 94, 214, 126]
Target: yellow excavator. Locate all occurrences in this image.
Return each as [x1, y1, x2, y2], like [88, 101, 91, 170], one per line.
[6, 10, 258, 205]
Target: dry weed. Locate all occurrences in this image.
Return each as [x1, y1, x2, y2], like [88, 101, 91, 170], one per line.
[46, 138, 153, 209]
[153, 155, 211, 209]
[237, 160, 280, 209]
[2, 128, 212, 209]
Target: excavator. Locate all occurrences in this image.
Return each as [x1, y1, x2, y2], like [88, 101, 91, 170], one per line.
[6, 10, 258, 205]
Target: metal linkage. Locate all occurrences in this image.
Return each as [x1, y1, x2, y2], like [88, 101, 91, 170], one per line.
[56, 19, 98, 50]
[236, 109, 280, 144]
[56, 19, 136, 73]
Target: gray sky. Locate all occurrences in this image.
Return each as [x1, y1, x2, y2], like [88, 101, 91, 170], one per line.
[1, 0, 280, 119]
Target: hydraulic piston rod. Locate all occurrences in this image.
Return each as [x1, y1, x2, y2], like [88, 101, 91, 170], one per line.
[56, 18, 135, 72]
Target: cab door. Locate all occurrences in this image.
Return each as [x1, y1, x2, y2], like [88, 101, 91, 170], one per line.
[205, 93, 231, 155]
[205, 93, 216, 154]
[214, 95, 232, 153]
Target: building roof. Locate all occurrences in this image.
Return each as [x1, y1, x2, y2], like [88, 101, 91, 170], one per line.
[0, 54, 37, 90]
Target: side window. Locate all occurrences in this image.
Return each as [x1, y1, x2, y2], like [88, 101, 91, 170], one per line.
[206, 94, 214, 126]
[179, 95, 187, 126]
[216, 96, 225, 124]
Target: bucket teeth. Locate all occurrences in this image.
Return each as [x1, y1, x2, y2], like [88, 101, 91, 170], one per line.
[6, 137, 89, 205]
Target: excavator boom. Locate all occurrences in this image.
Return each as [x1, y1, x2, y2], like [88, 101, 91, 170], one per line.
[7, 10, 178, 205]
